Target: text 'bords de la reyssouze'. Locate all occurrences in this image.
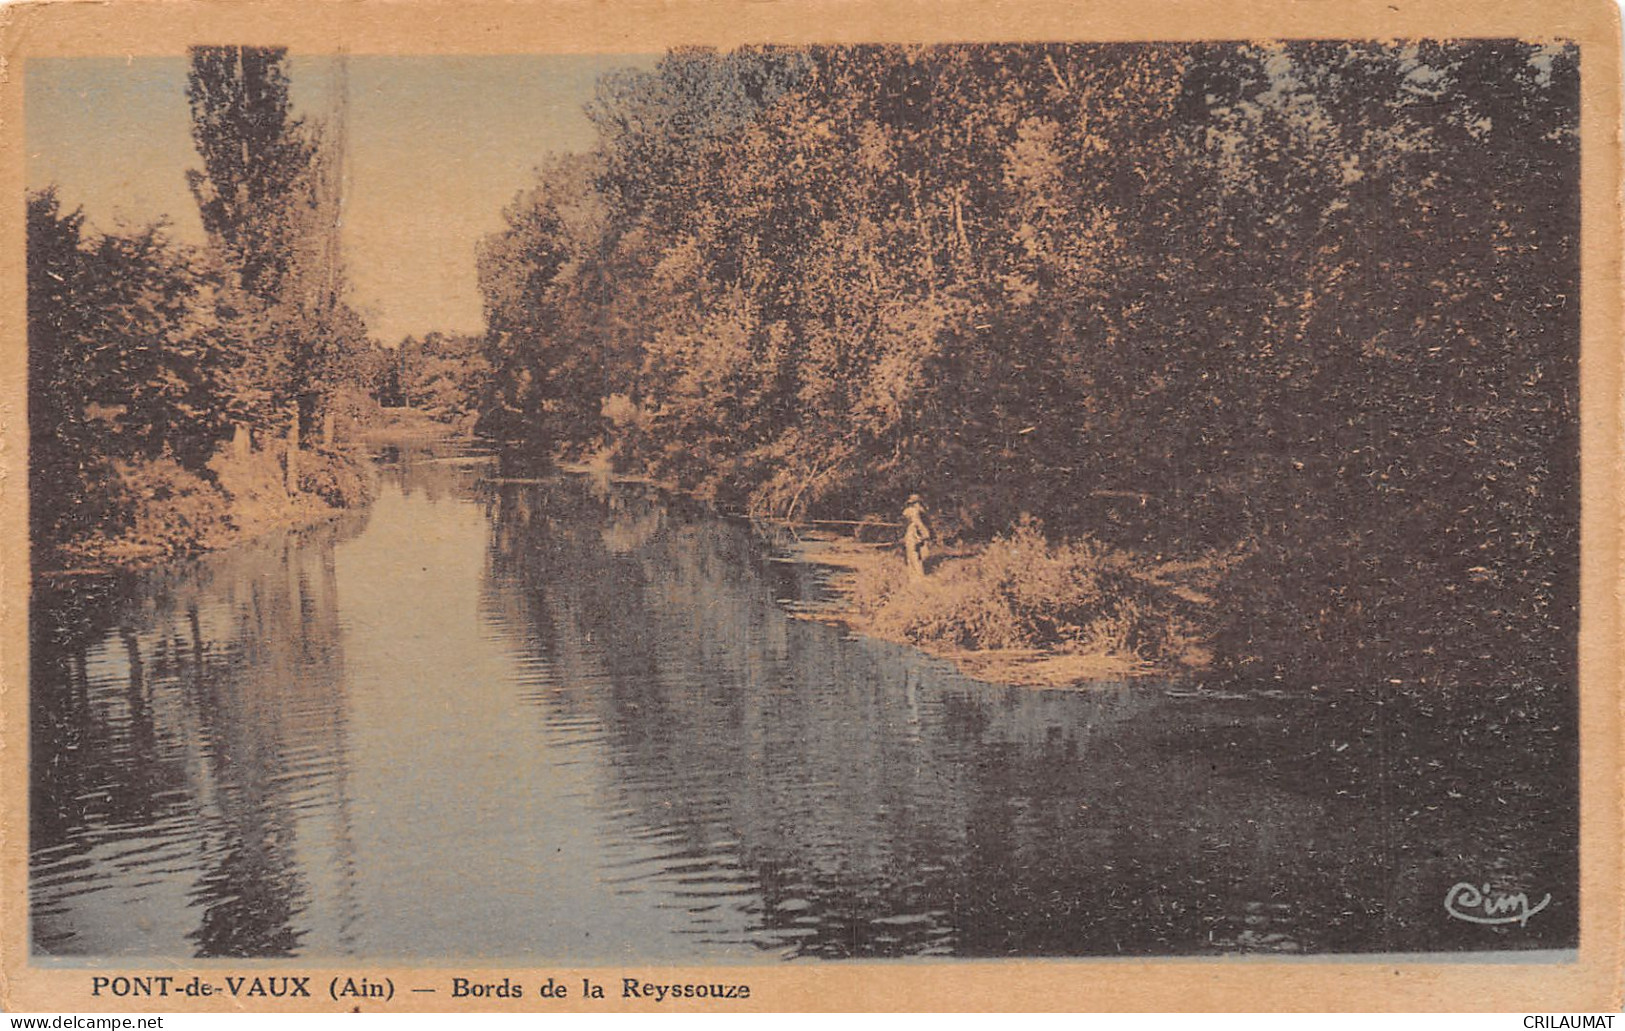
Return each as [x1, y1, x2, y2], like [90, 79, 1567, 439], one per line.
[450, 976, 751, 1002]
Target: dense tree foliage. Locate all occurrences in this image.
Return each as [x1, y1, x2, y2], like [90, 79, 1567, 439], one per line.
[29, 47, 378, 561]
[477, 42, 1578, 693]
[27, 190, 224, 548]
[186, 45, 372, 439]
[379, 331, 490, 423]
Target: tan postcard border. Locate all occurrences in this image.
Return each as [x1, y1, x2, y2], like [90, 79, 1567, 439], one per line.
[0, 0, 1620, 1012]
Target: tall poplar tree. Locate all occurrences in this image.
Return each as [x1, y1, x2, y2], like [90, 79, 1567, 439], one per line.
[186, 45, 355, 440]
[186, 46, 312, 301]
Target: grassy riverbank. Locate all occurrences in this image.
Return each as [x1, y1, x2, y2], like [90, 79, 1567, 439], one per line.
[34, 409, 467, 576]
[35, 446, 375, 575]
[785, 519, 1232, 688]
[556, 446, 1226, 688]
[349, 404, 477, 445]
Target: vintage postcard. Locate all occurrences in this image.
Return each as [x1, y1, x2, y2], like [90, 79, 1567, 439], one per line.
[1, 0, 1621, 1014]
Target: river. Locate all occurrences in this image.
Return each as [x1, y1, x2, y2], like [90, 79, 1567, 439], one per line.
[29, 441, 1577, 961]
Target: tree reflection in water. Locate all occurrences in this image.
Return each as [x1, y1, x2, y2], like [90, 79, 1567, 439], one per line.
[32, 520, 365, 958]
[29, 444, 1576, 959]
[477, 469, 1575, 958]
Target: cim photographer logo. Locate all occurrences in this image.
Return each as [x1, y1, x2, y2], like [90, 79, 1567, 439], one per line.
[1444, 880, 1551, 927]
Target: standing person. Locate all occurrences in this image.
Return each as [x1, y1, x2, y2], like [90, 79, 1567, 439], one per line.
[902, 493, 932, 579]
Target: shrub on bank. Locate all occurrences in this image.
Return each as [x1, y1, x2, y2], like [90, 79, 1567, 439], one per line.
[206, 445, 290, 529]
[42, 446, 376, 570]
[112, 457, 235, 559]
[328, 385, 389, 439]
[298, 448, 374, 509]
[208, 443, 371, 518]
[853, 517, 1187, 662]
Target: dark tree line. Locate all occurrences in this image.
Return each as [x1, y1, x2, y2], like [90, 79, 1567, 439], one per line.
[29, 47, 379, 559]
[375, 332, 489, 424]
[476, 42, 1579, 694]
[28, 191, 221, 548]
[184, 46, 375, 442]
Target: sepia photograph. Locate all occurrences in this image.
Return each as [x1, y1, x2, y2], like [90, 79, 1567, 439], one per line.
[2, 0, 1621, 1013]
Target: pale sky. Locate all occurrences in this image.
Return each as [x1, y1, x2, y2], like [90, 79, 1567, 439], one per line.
[26, 54, 659, 343]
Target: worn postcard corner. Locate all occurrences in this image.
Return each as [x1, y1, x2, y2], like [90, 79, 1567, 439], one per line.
[1, 0, 1622, 1014]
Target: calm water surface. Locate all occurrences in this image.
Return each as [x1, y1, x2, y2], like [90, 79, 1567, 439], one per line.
[30, 443, 1577, 960]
